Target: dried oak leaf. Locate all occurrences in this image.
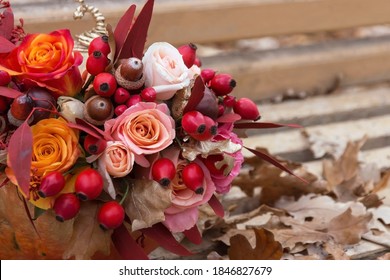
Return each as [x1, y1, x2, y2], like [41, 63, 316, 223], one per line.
[124, 179, 172, 232]
[323, 136, 367, 189]
[326, 208, 372, 245]
[228, 228, 283, 260]
[63, 202, 111, 260]
[233, 152, 327, 205]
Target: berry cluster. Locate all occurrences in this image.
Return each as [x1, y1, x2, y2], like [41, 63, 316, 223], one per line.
[40, 168, 124, 230]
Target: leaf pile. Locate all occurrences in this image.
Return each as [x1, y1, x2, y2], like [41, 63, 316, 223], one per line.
[162, 137, 390, 260]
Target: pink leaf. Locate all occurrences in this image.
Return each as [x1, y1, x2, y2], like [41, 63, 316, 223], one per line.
[217, 113, 241, 123]
[183, 76, 205, 114]
[183, 224, 202, 245]
[0, 86, 22, 99]
[0, 36, 16, 53]
[118, 0, 155, 59]
[141, 223, 192, 256]
[113, 4, 136, 60]
[112, 224, 149, 260]
[234, 122, 302, 129]
[208, 194, 225, 218]
[244, 146, 308, 184]
[8, 122, 32, 199]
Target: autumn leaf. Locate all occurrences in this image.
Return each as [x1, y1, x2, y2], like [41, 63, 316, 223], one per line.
[124, 179, 172, 231]
[233, 153, 328, 204]
[326, 208, 372, 245]
[63, 202, 112, 260]
[228, 228, 283, 260]
[323, 136, 367, 188]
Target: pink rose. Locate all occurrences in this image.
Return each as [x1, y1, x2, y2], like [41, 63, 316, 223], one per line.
[104, 102, 175, 166]
[99, 141, 134, 177]
[142, 42, 200, 100]
[161, 147, 216, 233]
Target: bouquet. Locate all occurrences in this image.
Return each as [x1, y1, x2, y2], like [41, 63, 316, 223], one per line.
[0, 0, 300, 259]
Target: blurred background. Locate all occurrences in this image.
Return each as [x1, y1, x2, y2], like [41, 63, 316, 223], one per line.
[13, 0, 390, 176]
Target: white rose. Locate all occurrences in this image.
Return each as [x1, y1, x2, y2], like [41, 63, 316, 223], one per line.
[142, 42, 198, 100]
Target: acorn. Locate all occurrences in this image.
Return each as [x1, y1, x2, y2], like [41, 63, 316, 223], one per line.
[115, 57, 145, 90]
[8, 94, 34, 126]
[84, 95, 114, 126]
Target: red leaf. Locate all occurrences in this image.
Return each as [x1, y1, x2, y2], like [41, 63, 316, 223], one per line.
[217, 113, 241, 123]
[234, 122, 302, 129]
[0, 36, 16, 53]
[0, 86, 21, 99]
[208, 194, 225, 218]
[244, 146, 308, 184]
[67, 118, 112, 141]
[141, 223, 192, 256]
[0, 8, 14, 40]
[8, 122, 33, 199]
[112, 224, 149, 260]
[183, 224, 202, 245]
[118, 0, 155, 59]
[113, 4, 136, 60]
[183, 76, 205, 114]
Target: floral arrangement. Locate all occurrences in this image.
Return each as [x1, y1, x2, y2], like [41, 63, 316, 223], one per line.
[0, 0, 300, 259]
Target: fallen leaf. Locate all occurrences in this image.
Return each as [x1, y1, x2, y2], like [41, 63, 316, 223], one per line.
[124, 179, 172, 231]
[322, 241, 350, 260]
[323, 136, 367, 188]
[378, 252, 390, 260]
[233, 154, 328, 204]
[228, 228, 283, 260]
[275, 194, 366, 225]
[63, 202, 111, 260]
[326, 208, 372, 245]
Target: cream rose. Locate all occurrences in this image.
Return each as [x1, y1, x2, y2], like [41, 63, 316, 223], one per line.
[100, 141, 134, 177]
[142, 42, 199, 100]
[104, 102, 175, 166]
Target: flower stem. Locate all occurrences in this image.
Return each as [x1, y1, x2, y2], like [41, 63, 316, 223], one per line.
[119, 181, 130, 205]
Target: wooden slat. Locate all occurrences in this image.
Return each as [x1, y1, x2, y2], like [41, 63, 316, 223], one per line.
[16, 0, 390, 46]
[203, 36, 390, 100]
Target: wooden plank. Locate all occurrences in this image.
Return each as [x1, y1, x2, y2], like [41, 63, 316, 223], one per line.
[16, 0, 390, 46]
[202, 36, 390, 100]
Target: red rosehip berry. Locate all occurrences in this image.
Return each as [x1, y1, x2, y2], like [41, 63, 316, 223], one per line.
[98, 201, 125, 230]
[88, 35, 111, 57]
[53, 193, 80, 222]
[177, 43, 197, 68]
[233, 97, 260, 121]
[140, 87, 157, 102]
[0, 70, 11, 86]
[113, 87, 131, 105]
[182, 162, 205, 194]
[200, 68, 216, 84]
[75, 168, 104, 201]
[38, 171, 66, 198]
[152, 158, 176, 187]
[83, 134, 107, 155]
[197, 115, 217, 141]
[217, 104, 225, 117]
[210, 73, 236, 96]
[114, 104, 128, 116]
[125, 94, 142, 108]
[93, 72, 117, 97]
[182, 111, 206, 135]
[86, 50, 109, 76]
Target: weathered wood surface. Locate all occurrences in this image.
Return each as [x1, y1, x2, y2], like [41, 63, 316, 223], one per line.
[15, 0, 390, 45]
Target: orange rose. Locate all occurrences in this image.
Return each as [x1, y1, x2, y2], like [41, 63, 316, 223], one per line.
[6, 117, 82, 208]
[0, 29, 83, 96]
